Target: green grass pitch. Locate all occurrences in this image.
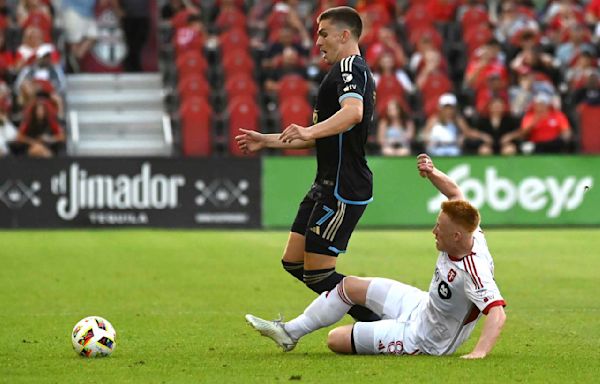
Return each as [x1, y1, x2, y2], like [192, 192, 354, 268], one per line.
[1, 229, 599, 383]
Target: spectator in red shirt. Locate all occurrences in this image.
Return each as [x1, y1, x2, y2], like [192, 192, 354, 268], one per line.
[364, 26, 406, 70]
[507, 93, 572, 154]
[464, 39, 507, 92]
[585, 0, 600, 24]
[15, 98, 64, 157]
[374, 50, 414, 96]
[475, 71, 509, 117]
[173, 14, 205, 55]
[17, 0, 53, 42]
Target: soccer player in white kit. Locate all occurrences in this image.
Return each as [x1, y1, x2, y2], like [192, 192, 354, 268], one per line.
[246, 154, 507, 359]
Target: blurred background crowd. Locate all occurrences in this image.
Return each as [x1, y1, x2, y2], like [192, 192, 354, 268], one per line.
[1, 0, 600, 158]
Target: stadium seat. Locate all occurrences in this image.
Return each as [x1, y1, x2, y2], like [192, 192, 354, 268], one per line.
[578, 103, 600, 153]
[404, 3, 433, 32]
[222, 49, 255, 77]
[180, 97, 213, 156]
[175, 50, 208, 78]
[227, 95, 260, 156]
[225, 73, 259, 100]
[279, 96, 313, 156]
[215, 7, 247, 32]
[177, 74, 210, 101]
[219, 28, 250, 52]
[278, 74, 310, 101]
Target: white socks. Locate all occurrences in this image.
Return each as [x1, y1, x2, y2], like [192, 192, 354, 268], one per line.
[284, 282, 354, 341]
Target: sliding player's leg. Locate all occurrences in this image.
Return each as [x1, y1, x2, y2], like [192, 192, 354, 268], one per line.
[328, 277, 426, 355]
[246, 276, 367, 351]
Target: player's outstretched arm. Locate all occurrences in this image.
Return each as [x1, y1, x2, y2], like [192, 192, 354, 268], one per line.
[235, 128, 315, 154]
[279, 98, 363, 143]
[461, 306, 506, 359]
[416, 154, 464, 201]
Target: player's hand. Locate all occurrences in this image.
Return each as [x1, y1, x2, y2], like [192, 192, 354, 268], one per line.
[279, 124, 312, 143]
[235, 128, 265, 153]
[417, 153, 434, 178]
[460, 351, 487, 359]
[481, 133, 494, 145]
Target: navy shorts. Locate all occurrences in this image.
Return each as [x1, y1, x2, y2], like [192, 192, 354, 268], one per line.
[291, 182, 367, 257]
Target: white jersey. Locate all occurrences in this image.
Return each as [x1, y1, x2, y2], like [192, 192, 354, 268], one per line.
[408, 228, 506, 355]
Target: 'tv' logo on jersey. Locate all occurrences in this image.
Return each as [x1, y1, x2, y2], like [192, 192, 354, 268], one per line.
[438, 281, 452, 300]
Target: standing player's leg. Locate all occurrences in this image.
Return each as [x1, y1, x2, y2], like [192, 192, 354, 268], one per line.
[303, 198, 380, 322]
[282, 195, 315, 282]
[281, 232, 305, 282]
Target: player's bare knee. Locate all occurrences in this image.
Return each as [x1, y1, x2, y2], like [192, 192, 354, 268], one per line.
[327, 328, 352, 354]
[342, 276, 369, 305]
[282, 232, 305, 263]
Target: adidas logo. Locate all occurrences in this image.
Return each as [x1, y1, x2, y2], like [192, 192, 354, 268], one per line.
[377, 340, 385, 351]
[309, 226, 320, 235]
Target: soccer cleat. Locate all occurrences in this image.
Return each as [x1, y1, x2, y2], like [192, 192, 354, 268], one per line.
[245, 314, 297, 352]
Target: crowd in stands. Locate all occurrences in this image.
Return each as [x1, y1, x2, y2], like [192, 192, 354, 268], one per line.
[162, 0, 600, 157]
[0, 0, 153, 159]
[2, 0, 599, 159]
[0, 0, 66, 158]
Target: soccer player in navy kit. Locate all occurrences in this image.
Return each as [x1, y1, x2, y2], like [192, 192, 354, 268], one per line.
[236, 6, 378, 321]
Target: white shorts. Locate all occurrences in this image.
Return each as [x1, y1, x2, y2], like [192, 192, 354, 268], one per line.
[352, 278, 426, 355]
[64, 9, 98, 43]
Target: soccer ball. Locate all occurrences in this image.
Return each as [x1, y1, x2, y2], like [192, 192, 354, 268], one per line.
[71, 316, 117, 357]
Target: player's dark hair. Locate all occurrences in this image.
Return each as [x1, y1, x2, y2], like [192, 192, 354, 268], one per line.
[441, 200, 480, 233]
[318, 6, 362, 40]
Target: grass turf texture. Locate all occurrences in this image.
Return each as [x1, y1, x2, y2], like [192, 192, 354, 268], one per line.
[0, 230, 599, 383]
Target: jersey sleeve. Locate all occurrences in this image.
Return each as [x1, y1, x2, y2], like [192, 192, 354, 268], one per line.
[462, 254, 506, 314]
[335, 56, 367, 105]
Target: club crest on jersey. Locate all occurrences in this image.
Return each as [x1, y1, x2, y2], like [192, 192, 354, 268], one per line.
[342, 73, 353, 83]
[448, 269, 457, 282]
[438, 281, 452, 299]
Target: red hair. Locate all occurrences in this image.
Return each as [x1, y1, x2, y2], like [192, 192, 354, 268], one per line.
[441, 200, 480, 233]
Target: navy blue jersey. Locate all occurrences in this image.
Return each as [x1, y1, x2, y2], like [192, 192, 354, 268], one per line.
[313, 55, 375, 204]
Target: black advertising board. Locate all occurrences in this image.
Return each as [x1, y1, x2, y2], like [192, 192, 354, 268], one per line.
[0, 158, 261, 228]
